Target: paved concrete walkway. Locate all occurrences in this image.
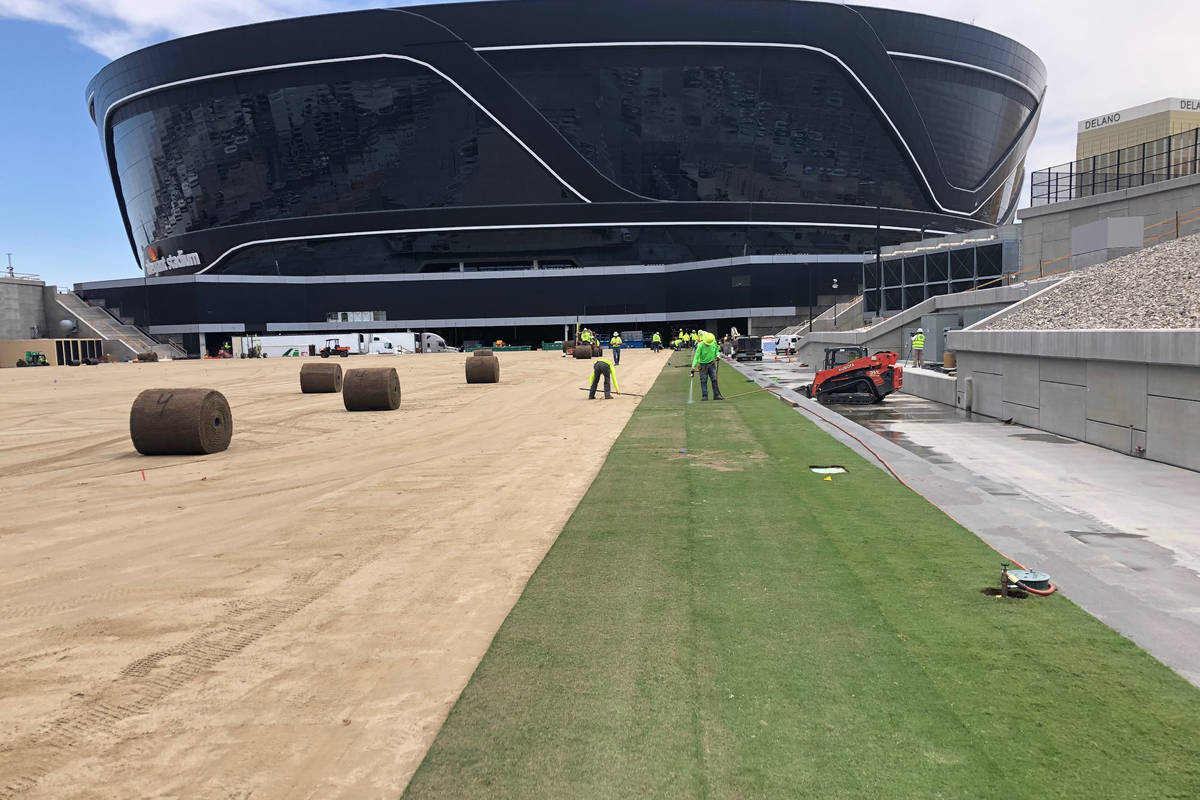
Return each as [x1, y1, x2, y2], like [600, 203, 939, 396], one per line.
[736, 358, 1200, 687]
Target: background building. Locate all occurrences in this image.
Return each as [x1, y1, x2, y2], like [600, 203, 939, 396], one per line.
[78, 0, 1045, 353]
[1076, 97, 1200, 160]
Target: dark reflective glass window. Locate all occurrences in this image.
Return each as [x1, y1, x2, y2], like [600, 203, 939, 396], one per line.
[883, 259, 903, 287]
[863, 261, 880, 286]
[489, 46, 931, 210]
[927, 252, 948, 282]
[950, 249, 974, 280]
[976, 243, 1003, 277]
[896, 59, 1035, 191]
[858, 8, 1047, 94]
[111, 60, 576, 255]
[214, 224, 912, 276]
[903, 257, 924, 285]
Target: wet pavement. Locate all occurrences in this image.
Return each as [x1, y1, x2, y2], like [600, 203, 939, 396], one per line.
[735, 355, 1200, 687]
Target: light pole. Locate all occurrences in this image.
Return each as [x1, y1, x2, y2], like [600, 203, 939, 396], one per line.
[807, 268, 813, 334]
[832, 278, 840, 326]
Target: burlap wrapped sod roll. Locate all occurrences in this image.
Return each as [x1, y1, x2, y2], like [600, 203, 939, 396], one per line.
[136, 351, 159, 362]
[129, 388, 232, 455]
[343, 367, 401, 411]
[299, 362, 343, 393]
[465, 354, 500, 384]
[573, 345, 592, 359]
[472, 349, 493, 358]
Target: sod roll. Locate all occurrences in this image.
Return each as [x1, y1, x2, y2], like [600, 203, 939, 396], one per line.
[465, 354, 500, 384]
[573, 345, 593, 359]
[343, 367, 401, 411]
[473, 349, 493, 358]
[137, 351, 159, 362]
[592, 344, 603, 357]
[299, 362, 343, 393]
[129, 388, 232, 455]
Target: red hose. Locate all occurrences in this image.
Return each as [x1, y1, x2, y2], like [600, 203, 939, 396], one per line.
[764, 385, 1058, 595]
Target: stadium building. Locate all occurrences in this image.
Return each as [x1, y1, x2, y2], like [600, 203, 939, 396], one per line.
[77, 0, 1045, 353]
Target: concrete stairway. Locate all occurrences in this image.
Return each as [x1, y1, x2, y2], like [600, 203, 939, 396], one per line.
[51, 292, 179, 359]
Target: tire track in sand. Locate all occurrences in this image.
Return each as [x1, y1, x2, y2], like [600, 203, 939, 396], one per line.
[0, 536, 388, 799]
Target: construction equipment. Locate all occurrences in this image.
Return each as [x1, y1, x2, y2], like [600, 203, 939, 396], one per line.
[799, 347, 903, 404]
[319, 338, 351, 358]
[733, 335, 763, 361]
[15, 351, 50, 367]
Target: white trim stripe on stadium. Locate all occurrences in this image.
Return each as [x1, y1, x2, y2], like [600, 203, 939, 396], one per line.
[100, 54, 590, 202]
[191, 221, 954, 274]
[97, 43, 1031, 227]
[473, 40, 1040, 199]
[144, 306, 804, 335]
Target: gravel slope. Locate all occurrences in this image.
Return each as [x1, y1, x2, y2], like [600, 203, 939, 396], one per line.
[987, 233, 1200, 330]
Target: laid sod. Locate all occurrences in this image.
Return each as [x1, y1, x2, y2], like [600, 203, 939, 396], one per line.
[404, 359, 1200, 799]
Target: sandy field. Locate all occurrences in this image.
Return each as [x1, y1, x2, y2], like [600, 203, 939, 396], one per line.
[0, 349, 666, 799]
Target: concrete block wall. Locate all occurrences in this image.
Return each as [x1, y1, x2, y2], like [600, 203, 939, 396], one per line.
[0, 277, 47, 340]
[899, 368, 956, 406]
[948, 330, 1200, 472]
[1018, 172, 1200, 273]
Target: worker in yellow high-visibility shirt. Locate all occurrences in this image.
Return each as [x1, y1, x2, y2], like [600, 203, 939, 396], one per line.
[651, 332, 662, 352]
[690, 331, 724, 401]
[911, 328, 926, 368]
[609, 332, 623, 365]
[588, 357, 619, 399]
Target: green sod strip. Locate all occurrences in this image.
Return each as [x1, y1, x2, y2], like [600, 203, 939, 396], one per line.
[404, 361, 1200, 799]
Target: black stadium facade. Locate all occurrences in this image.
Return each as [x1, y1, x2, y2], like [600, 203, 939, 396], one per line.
[78, 0, 1045, 351]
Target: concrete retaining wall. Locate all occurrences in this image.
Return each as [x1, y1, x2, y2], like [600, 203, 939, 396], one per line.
[947, 329, 1200, 472]
[0, 277, 47, 340]
[900, 368, 956, 406]
[1019, 172, 1200, 273]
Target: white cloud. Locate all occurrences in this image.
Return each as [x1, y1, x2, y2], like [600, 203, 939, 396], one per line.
[0, 1, 382, 59]
[3, 0, 1196, 209]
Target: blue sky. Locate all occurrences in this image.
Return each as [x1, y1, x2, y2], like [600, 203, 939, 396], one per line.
[0, 0, 1197, 288]
[0, 18, 128, 287]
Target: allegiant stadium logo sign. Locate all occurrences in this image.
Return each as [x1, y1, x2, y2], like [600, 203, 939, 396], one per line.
[147, 248, 203, 274]
[163, 250, 202, 269]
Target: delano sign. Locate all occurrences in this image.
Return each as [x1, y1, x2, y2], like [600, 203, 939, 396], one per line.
[1082, 112, 1121, 131]
[1078, 97, 1200, 134]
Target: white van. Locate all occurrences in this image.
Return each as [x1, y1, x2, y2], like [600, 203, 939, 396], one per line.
[775, 334, 801, 355]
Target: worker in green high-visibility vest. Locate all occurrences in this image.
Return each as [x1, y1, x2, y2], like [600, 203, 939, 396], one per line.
[588, 357, 619, 399]
[690, 331, 724, 401]
[651, 332, 662, 352]
[911, 328, 926, 368]
[609, 332, 623, 365]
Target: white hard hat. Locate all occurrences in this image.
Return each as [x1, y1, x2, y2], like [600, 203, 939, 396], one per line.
[917, 328, 924, 332]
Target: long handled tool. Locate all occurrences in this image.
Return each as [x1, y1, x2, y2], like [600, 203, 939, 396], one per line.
[577, 387, 646, 397]
[720, 386, 778, 401]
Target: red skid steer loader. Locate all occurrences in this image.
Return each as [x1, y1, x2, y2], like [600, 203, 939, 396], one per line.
[800, 347, 903, 404]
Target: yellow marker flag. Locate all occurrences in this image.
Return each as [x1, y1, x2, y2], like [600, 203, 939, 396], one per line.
[823, 476, 833, 481]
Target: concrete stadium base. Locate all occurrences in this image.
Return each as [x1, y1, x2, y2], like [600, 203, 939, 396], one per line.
[948, 329, 1200, 472]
